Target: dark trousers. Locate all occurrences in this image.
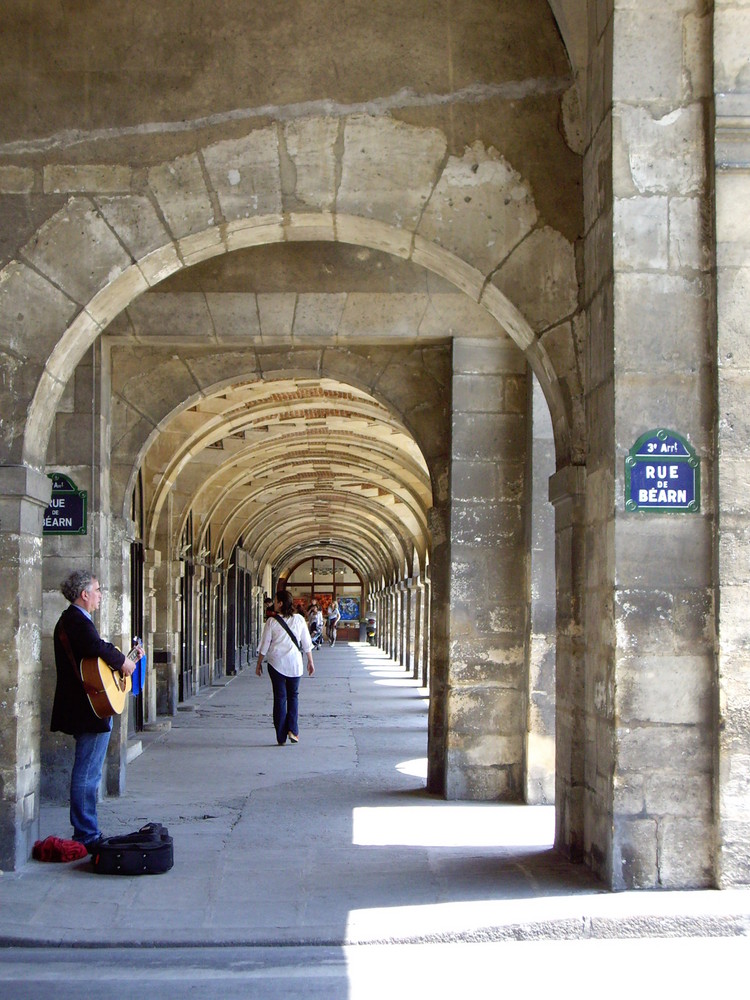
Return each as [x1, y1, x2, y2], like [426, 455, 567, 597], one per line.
[267, 664, 300, 744]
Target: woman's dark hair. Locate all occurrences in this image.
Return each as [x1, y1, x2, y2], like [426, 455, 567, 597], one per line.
[277, 590, 295, 617]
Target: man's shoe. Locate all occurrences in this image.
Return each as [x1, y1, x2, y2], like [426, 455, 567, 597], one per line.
[289, 733, 299, 744]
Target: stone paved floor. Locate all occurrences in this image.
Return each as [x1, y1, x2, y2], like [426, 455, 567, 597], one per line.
[1, 643, 748, 946]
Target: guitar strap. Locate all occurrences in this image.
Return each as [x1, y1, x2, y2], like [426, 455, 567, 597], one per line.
[272, 614, 302, 653]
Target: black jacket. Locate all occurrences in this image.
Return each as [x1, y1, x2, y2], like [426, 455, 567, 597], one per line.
[51, 604, 126, 735]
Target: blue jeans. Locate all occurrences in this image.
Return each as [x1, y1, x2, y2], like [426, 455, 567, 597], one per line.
[70, 729, 111, 844]
[267, 665, 300, 744]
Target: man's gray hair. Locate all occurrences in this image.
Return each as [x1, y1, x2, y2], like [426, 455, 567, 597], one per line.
[61, 570, 94, 604]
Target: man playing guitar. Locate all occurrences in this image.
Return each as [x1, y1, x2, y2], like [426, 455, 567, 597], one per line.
[51, 570, 143, 852]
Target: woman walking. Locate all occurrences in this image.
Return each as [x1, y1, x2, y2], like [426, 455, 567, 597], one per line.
[256, 591, 315, 745]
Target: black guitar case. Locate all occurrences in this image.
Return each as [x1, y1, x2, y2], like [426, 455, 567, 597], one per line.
[90, 822, 174, 875]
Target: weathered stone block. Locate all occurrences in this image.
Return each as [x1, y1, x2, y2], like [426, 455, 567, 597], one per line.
[283, 117, 339, 212]
[658, 816, 713, 888]
[22, 199, 131, 307]
[0, 260, 77, 361]
[617, 724, 711, 774]
[291, 293, 346, 340]
[44, 164, 132, 194]
[87, 266, 149, 330]
[203, 129, 281, 221]
[417, 142, 537, 276]
[616, 654, 711, 726]
[716, 173, 750, 266]
[613, 817, 658, 889]
[205, 293, 262, 343]
[452, 500, 523, 546]
[338, 293, 428, 342]
[257, 293, 296, 340]
[96, 195, 173, 262]
[718, 818, 750, 886]
[452, 412, 525, 461]
[452, 374, 506, 414]
[338, 116, 446, 230]
[613, 196, 668, 270]
[614, 587, 675, 654]
[717, 267, 750, 367]
[0, 166, 34, 193]
[612, 10, 684, 105]
[418, 294, 505, 341]
[451, 459, 497, 501]
[684, 10, 712, 100]
[491, 227, 578, 332]
[148, 154, 214, 239]
[714, 8, 750, 92]
[617, 103, 705, 196]
[614, 272, 709, 372]
[669, 197, 711, 272]
[643, 770, 711, 820]
[448, 685, 524, 735]
[126, 292, 214, 340]
[453, 338, 525, 376]
[445, 756, 521, 801]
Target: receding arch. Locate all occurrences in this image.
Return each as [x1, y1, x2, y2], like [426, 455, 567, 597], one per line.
[21, 135, 578, 472]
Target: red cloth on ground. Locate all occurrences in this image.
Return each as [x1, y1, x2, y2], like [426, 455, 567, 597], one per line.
[32, 836, 88, 862]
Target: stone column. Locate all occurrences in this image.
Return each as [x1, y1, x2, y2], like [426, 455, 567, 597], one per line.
[439, 337, 529, 800]
[421, 571, 431, 688]
[388, 586, 397, 660]
[714, 0, 750, 887]
[603, 0, 715, 888]
[0, 465, 52, 870]
[527, 377, 557, 804]
[411, 578, 422, 681]
[549, 465, 586, 862]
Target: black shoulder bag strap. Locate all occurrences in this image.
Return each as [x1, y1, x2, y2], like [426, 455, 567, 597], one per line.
[272, 613, 302, 652]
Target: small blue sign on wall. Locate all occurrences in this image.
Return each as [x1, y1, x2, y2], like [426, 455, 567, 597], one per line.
[625, 429, 700, 513]
[43, 473, 88, 534]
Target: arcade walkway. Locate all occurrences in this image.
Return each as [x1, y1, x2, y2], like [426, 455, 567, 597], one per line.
[1, 644, 748, 947]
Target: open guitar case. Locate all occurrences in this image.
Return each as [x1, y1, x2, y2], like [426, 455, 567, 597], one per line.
[90, 822, 174, 875]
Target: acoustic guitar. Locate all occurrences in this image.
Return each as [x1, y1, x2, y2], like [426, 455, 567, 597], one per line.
[80, 638, 143, 718]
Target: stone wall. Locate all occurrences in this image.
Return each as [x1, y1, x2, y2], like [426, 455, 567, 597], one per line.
[714, 0, 750, 887]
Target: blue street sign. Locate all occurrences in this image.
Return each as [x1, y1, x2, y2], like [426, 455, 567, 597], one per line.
[625, 429, 700, 513]
[43, 473, 88, 534]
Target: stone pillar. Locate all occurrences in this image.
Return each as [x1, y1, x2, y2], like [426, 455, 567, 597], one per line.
[0, 465, 52, 870]
[439, 337, 529, 800]
[411, 578, 422, 680]
[104, 513, 135, 796]
[714, 0, 750, 887]
[426, 494, 451, 795]
[601, 0, 715, 888]
[527, 376, 557, 804]
[421, 570, 431, 688]
[549, 465, 586, 862]
[388, 586, 397, 660]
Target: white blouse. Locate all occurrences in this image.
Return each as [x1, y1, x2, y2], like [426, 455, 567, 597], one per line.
[258, 614, 313, 677]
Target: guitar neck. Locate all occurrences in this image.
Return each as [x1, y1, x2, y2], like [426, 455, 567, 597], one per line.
[125, 638, 143, 664]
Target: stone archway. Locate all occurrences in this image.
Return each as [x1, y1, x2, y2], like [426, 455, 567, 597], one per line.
[1, 116, 583, 870]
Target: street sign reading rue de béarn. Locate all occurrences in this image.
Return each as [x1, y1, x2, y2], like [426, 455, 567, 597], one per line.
[43, 473, 88, 534]
[625, 429, 700, 513]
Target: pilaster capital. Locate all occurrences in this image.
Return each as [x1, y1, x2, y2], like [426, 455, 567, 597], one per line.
[0, 464, 52, 507]
[548, 465, 586, 507]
